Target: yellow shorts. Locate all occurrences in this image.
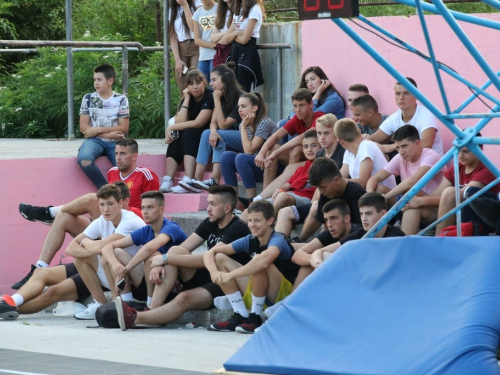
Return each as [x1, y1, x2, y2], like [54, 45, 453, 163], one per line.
[242, 275, 293, 310]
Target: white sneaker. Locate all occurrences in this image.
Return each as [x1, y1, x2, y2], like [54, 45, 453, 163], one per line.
[178, 178, 202, 193]
[159, 176, 173, 192]
[74, 302, 101, 320]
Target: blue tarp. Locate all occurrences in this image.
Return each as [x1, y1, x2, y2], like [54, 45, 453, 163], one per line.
[224, 237, 500, 375]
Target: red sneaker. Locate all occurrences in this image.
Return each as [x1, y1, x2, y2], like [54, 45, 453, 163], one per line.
[115, 296, 137, 331]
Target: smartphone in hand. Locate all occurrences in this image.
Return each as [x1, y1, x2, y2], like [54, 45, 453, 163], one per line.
[117, 278, 126, 291]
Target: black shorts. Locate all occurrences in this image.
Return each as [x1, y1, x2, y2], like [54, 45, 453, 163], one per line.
[199, 282, 224, 300]
[65, 263, 91, 300]
[180, 268, 212, 292]
[290, 203, 312, 224]
[131, 277, 148, 302]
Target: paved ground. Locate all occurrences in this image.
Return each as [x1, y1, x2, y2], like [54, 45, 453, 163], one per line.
[0, 138, 166, 159]
[0, 313, 251, 374]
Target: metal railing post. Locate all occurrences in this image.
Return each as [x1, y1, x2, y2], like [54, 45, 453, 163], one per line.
[277, 47, 282, 121]
[164, 0, 170, 131]
[122, 46, 129, 97]
[65, 0, 74, 140]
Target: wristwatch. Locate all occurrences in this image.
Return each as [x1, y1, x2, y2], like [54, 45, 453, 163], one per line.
[162, 253, 169, 265]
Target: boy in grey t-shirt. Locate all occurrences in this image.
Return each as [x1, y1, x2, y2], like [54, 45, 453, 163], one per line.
[78, 64, 129, 189]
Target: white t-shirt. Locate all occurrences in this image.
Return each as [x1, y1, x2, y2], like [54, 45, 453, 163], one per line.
[192, 4, 217, 61]
[379, 104, 443, 156]
[170, 0, 203, 42]
[82, 210, 145, 289]
[233, 4, 262, 38]
[343, 140, 396, 189]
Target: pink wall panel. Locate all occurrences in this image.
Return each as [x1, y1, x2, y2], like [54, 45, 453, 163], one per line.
[301, 13, 500, 162]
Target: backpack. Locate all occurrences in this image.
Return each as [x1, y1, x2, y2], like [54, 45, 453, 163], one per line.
[439, 222, 483, 237]
[95, 301, 147, 328]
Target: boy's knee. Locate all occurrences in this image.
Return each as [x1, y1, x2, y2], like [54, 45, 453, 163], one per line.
[214, 252, 229, 266]
[79, 159, 93, 168]
[278, 206, 295, 222]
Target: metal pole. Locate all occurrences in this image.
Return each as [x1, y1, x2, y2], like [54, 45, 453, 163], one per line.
[122, 46, 129, 98]
[277, 48, 282, 121]
[65, 0, 74, 140]
[453, 150, 462, 236]
[164, 0, 170, 131]
[453, 70, 500, 113]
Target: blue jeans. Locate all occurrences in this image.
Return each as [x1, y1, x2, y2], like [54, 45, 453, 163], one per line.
[77, 138, 116, 189]
[221, 151, 263, 189]
[198, 60, 213, 82]
[196, 129, 243, 165]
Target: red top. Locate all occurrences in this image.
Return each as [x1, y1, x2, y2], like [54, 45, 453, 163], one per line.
[288, 159, 316, 199]
[107, 167, 160, 212]
[444, 162, 500, 193]
[283, 111, 324, 136]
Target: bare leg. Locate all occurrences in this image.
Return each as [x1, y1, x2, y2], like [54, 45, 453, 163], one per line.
[102, 249, 144, 299]
[401, 207, 437, 235]
[273, 193, 296, 218]
[299, 201, 321, 240]
[214, 253, 249, 295]
[183, 155, 196, 179]
[73, 256, 107, 304]
[17, 266, 68, 304]
[435, 187, 458, 235]
[288, 144, 304, 164]
[61, 193, 100, 219]
[195, 162, 221, 183]
[263, 151, 290, 189]
[39, 213, 91, 264]
[259, 162, 303, 199]
[135, 288, 213, 325]
[19, 278, 79, 314]
[274, 206, 296, 237]
[292, 266, 313, 291]
[251, 264, 283, 304]
[194, 163, 207, 181]
[245, 187, 257, 199]
[166, 157, 179, 179]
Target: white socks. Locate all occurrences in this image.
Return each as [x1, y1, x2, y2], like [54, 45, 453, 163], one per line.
[251, 294, 266, 315]
[227, 291, 249, 318]
[253, 195, 263, 202]
[11, 294, 24, 307]
[48, 205, 63, 218]
[36, 260, 49, 268]
[147, 296, 152, 306]
[120, 292, 133, 302]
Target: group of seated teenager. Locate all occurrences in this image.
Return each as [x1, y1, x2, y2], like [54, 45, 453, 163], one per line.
[2, 67, 499, 333]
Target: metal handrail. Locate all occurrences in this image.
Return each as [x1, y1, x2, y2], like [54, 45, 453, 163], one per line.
[0, 40, 144, 50]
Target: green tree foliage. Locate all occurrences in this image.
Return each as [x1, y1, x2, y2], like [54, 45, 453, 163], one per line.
[0, 2, 17, 39]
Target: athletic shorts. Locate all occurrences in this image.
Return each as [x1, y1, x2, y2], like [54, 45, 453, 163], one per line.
[287, 192, 312, 207]
[180, 268, 212, 292]
[242, 275, 293, 310]
[290, 203, 312, 224]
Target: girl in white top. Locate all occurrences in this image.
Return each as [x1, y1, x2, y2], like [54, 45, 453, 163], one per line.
[169, 0, 202, 92]
[211, 0, 233, 43]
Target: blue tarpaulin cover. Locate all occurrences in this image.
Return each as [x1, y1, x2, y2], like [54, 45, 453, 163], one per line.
[224, 237, 500, 375]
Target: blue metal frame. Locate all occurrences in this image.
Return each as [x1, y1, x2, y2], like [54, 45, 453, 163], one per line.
[331, 0, 500, 238]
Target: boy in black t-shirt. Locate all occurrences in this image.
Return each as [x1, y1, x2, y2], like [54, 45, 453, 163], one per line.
[114, 185, 250, 331]
[275, 157, 366, 241]
[311, 192, 405, 268]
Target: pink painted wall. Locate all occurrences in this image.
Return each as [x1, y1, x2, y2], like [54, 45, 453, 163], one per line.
[302, 13, 500, 162]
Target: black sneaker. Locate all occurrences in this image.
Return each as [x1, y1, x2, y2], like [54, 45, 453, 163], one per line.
[209, 312, 248, 332]
[235, 312, 262, 334]
[19, 203, 54, 225]
[193, 178, 218, 191]
[0, 295, 19, 320]
[11, 264, 37, 290]
[469, 197, 500, 228]
[237, 196, 252, 210]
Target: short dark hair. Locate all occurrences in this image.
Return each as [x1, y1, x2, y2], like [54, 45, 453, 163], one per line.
[116, 138, 138, 154]
[358, 192, 387, 213]
[395, 77, 417, 88]
[351, 94, 378, 113]
[112, 181, 130, 200]
[208, 185, 237, 209]
[292, 88, 313, 103]
[322, 199, 350, 217]
[309, 157, 341, 187]
[302, 129, 318, 140]
[248, 200, 274, 220]
[97, 184, 122, 202]
[348, 84, 369, 94]
[140, 191, 165, 207]
[94, 64, 116, 82]
[392, 125, 420, 142]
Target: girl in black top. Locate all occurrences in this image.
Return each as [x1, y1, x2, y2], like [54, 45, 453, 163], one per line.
[162, 68, 214, 193]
